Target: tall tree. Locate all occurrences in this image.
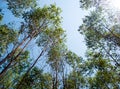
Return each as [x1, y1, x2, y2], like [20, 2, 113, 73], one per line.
[16, 67, 52, 89]
[0, 4, 62, 76]
[78, 0, 120, 88]
[85, 52, 119, 89]
[64, 51, 85, 89]
[0, 49, 30, 88]
[45, 27, 66, 89]
[78, 9, 120, 66]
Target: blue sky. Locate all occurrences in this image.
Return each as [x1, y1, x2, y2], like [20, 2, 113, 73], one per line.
[39, 0, 88, 57]
[1, 0, 88, 58]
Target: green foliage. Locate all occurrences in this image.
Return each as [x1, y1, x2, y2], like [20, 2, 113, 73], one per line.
[78, 52, 120, 89]
[36, 27, 66, 48]
[79, 0, 120, 88]
[65, 51, 82, 68]
[0, 50, 30, 89]
[0, 1, 65, 89]
[79, 7, 120, 65]
[0, 25, 17, 57]
[46, 29, 66, 72]
[0, 0, 119, 89]
[16, 67, 52, 89]
[7, 0, 37, 16]
[66, 71, 85, 89]
[79, 0, 106, 10]
[79, 10, 106, 48]
[23, 4, 62, 32]
[80, 0, 94, 9]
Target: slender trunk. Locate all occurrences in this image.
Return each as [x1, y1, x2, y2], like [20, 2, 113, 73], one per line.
[55, 70, 58, 89]
[26, 44, 47, 74]
[104, 82, 110, 89]
[94, 28, 120, 66]
[104, 24, 120, 39]
[63, 67, 65, 89]
[55, 59, 58, 89]
[98, 41, 120, 66]
[16, 43, 48, 89]
[12, 38, 32, 62]
[0, 38, 32, 77]
[0, 60, 12, 77]
[75, 79, 76, 89]
[52, 77, 55, 89]
[0, 27, 39, 65]
[0, 35, 30, 65]
[0, 28, 47, 77]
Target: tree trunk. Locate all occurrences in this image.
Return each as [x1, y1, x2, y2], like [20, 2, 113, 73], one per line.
[0, 35, 30, 65]
[0, 27, 39, 65]
[0, 37, 32, 77]
[0, 60, 12, 77]
[16, 43, 48, 89]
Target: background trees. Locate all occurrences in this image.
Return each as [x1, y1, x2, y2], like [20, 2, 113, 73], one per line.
[78, 0, 120, 88]
[0, 0, 120, 89]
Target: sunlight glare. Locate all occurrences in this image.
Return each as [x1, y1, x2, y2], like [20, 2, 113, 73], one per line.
[110, 0, 120, 10]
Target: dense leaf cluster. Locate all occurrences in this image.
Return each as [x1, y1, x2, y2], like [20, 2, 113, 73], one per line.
[0, 0, 119, 89]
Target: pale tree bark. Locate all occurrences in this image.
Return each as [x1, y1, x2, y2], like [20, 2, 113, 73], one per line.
[16, 42, 50, 89]
[0, 37, 32, 77]
[0, 19, 46, 65]
[0, 35, 30, 65]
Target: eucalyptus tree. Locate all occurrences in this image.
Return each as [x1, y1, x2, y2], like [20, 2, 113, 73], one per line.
[16, 67, 52, 89]
[0, 15, 19, 77]
[79, 0, 120, 48]
[0, 50, 30, 89]
[0, 4, 62, 76]
[15, 25, 66, 89]
[84, 52, 120, 89]
[78, 0, 120, 88]
[1, 1, 68, 88]
[47, 43, 64, 89]
[0, 25, 17, 58]
[41, 27, 66, 89]
[79, 1, 120, 66]
[64, 51, 85, 89]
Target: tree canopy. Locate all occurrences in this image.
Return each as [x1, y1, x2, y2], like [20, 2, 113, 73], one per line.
[0, 0, 120, 89]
